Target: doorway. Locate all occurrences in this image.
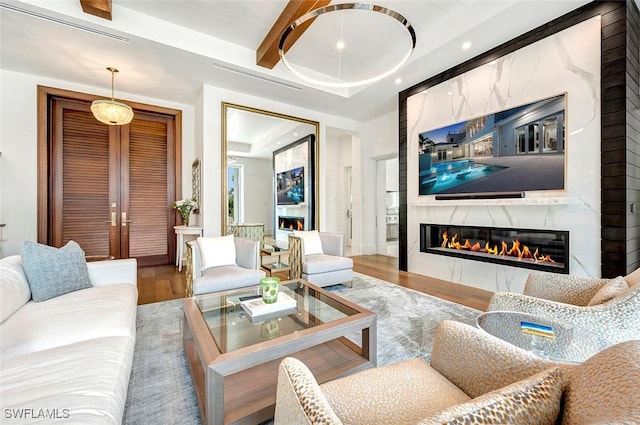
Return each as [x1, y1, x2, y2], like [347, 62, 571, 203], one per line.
[376, 157, 399, 257]
[227, 164, 243, 226]
[37, 86, 182, 266]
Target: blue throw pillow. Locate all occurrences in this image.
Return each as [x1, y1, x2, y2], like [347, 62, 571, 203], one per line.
[21, 240, 92, 302]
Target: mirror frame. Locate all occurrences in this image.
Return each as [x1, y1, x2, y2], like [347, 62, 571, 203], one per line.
[221, 102, 320, 235]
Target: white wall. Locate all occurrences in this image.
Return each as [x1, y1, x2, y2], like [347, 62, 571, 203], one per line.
[325, 134, 353, 236]
[406, 17, 601, 293]
[360, 111, 399, 254]
[0, 69, 196, 256]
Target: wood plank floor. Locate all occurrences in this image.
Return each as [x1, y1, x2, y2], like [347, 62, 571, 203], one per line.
[137, 254, 493, 311]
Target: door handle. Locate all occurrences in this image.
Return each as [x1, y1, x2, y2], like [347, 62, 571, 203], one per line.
[122, 212, 132, 227]
[105, 212, 117, 226]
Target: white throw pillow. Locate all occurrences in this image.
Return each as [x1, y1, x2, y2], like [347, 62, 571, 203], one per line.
[293, 230, 324, 256]
[197, 235, 237, 271]
[587, 276, 629, 306]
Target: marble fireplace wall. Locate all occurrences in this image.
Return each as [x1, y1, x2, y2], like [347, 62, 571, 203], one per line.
[406, 17, 601, 294]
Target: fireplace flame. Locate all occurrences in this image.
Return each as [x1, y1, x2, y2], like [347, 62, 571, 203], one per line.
[440, 231, 556, 263]
[297, 220, 303, 230]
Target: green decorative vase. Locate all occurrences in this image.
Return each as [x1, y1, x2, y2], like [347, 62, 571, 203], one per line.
[260, 277, 280, 304]
[180, 210, 190, 226]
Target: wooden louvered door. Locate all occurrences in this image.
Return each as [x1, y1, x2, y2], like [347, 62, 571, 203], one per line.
[122, 114, 174, 265]
[49, 97, 175, 266]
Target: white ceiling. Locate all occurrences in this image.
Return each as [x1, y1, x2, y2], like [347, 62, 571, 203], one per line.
[1, 0, 594, 123]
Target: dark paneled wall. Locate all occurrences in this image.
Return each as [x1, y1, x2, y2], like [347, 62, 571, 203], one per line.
[625, 1, 640, 273]
[601, 1, 640, 276]
[399, 1, 639, 277]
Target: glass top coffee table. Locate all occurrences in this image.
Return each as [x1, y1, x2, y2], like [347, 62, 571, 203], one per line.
[183, 279, 376, 425]
[476, 311, 611, 364]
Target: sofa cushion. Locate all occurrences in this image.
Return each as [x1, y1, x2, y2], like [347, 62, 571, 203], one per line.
[193, 265, 265, 295]
[421, 367, 562, 425]
[0, 336, 134, 425]
[197, 235, 236, 271]
[0, 283, 137, 359]
[302, 254, 353, 275]
[21, 240, 92, 302]
[587, 276, 629, 306]
[293, 230, 324, 256]
[0, 256, 31, 323]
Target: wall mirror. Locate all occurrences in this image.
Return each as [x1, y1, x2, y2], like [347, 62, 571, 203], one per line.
[221, 102, 319, 246]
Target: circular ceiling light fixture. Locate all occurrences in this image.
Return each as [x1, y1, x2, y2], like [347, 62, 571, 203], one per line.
[91, 67, 134, 126]
[279, 3, 416, 88]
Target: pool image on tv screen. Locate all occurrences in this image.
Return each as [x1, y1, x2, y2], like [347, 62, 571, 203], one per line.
[276, 166, 304, 205]
[418, 94, 566, 196]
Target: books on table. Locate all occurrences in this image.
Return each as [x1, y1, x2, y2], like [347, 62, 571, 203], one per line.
[240, 292, 297, 322]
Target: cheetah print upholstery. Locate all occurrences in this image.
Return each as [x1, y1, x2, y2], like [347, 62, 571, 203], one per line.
[562, 340, 640, 424]
[275, 321, 560, 425]
[274, 357, 343, 425]
[274, 322, 640, 425]
[430, 320, 557, 398]
[320, 358, 471, 425]
[489, 275, 640, 344]
[419, 367, 563, 425]
[523, 272, 610, 305]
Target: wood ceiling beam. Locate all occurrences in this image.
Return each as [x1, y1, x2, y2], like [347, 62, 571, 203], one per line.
[79, 0, 112, 21]
[256, 0, 330, 69]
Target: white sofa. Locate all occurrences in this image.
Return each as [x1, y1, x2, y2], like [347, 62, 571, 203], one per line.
[0, 255, 138, 424]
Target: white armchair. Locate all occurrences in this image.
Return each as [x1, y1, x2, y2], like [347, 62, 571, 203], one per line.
[186, 236, 265, 296]
[488, 268, 640, 345]
[288, 231, 352, 287]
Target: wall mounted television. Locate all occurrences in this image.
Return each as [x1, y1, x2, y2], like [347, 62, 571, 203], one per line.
[276, 166, 305, 205]
[418, 93, 566, 197]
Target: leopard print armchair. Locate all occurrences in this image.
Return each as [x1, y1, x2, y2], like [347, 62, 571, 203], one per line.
[274, 320, 640, 424]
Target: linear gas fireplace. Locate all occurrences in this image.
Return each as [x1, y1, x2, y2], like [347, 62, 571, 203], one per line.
[420, 224, 569, 274]
[278, 216, 304, 231]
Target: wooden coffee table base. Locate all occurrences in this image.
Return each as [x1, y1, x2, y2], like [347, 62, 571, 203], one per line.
[182, 285, 376, 425]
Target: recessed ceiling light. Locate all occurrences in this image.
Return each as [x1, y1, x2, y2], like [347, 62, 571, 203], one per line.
[395, 78, 402, 84]
[489, 60, 497, 65]
[336, 40, 345, 50]
[461, 41, 472, 50]
[447, 91, 453, 96]
[293, 132, 298, 136]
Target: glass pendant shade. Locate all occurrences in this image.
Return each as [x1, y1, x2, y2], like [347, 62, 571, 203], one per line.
[91, 99, 134, 125]
[92, 67, 134, 125]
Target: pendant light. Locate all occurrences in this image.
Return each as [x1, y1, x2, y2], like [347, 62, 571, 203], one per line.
[91, 67, 134, 125]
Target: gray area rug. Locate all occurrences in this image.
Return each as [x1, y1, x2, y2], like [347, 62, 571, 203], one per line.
[123, 272, 480, 424]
